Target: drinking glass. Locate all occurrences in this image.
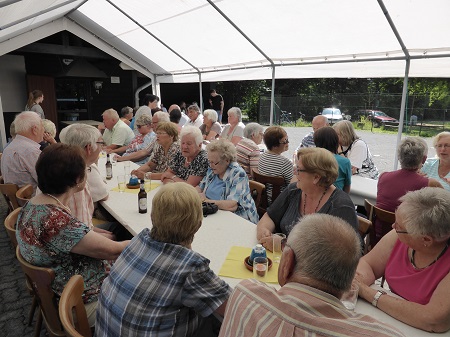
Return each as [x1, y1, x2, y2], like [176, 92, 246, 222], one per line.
[117, 175, 126, 193]
[124, 161, 131, 175]
[252, 256, 268, 281]
[341, 283, 359, 311]
[144, 172, 152, 192]
[272, 233, 286, 263]
[111, 154, 117, 166]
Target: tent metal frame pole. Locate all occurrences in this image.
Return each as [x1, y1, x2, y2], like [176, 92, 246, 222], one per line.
[0, 0, 23, 9]
[394, 59, 410, 170]
[199, 73, 203, 112]
[269, 67, 276, 126]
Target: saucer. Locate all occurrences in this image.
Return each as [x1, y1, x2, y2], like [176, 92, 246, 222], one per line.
[126, 184, 139, 189]
[244, 256, 273, 272]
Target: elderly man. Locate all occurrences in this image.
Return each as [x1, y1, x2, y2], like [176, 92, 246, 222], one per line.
[169, 103, 189, 127]
[1, 111, 44, 194]
[186, 104, 204, 128]
[296, 114, 329, 150]
[219, 214, 405, 337]
[101, 108, 135, 151]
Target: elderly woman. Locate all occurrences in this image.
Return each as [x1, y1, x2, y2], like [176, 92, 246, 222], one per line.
[356, 188, 450, 332]
[200, 109, 222, 140]
[258, 126, 293, 200]
[131, 122, 179, 180]
[257, 147, 358, 249]
[39, 118, 58, 150]
[95, 183, 230, 336]
[236, 122, 264, 178]
[196, 139, 258, 223]
[16, 144, 129, 327]
[421, 131, 450, 191]
[313, 126, 352, 192]
[112, 113, 155, 165]
[160, 126, 209, 186]
[333, 120, 379, 179]
[220, 107, 245, 145]
[120, 106, 133, 126]
[374, 137, 442, 246]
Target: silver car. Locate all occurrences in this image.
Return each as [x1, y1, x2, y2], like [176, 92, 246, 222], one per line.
[321, 108, 343, 124]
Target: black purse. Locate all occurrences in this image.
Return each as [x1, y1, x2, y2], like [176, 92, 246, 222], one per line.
[202, 202, 218, 217]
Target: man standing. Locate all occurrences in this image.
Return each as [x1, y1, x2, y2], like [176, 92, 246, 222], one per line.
[219, 214, 405, 337]
[296, 115, 329, 150]
[186, 104, 204, 128]
[1, 111, 44, 194]
[102, 108, 135, 152]
[209, 89, 224, 124]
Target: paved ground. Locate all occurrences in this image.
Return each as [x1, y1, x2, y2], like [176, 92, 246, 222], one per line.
[0, 128, 435, 336]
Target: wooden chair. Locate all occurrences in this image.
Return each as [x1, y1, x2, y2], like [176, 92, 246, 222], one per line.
[16, 184, 33, 206]
[252, 169, 285, 216]
[0, 178, 20, 213]
[357, 215, 372, 254]
[249, 180, 265, 210]
[59, 275, 92, 337]
[364, 199, 396, 249]
[16, 247, 65, 337]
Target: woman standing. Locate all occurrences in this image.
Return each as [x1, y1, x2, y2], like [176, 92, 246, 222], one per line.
[200, 109, 222, 141]
[421, 131, 450, 191]
[220, 107, 245, 145]
[25, 89, 45, 118]
[333, 120, 379, 179]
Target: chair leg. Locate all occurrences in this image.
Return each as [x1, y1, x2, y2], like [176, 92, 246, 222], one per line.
[34, 310, 43, 337]
[28, 295, 38, 326]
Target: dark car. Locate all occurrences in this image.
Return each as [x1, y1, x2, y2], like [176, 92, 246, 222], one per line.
[353, 109, 398, 128]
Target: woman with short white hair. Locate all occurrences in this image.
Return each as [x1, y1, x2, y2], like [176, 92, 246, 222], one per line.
[220, 107, 245, 145]
[200, 109, 222, 140]
[236, 122, 264, 178]
[421, 131, 450, 191]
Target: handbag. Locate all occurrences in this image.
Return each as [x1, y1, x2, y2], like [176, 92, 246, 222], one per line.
[202, 202, 218, 217]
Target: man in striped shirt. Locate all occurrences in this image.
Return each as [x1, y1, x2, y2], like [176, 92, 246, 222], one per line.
[296, 114, 329, 150]
[219, 214, 405, 337]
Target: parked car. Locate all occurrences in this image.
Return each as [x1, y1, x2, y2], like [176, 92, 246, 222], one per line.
[320, 108, 343, 124]
[352, 109, 398, 128]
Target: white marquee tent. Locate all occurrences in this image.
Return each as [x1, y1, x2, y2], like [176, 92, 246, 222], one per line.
[1, 0, 450, 164]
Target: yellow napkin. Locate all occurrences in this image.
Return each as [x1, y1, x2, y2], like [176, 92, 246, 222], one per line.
[111, 182, 160, 194]
[218, 246, 279, 283]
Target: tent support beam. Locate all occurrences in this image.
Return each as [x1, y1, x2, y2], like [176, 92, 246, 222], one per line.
[394, 59, 410, 170]
[199, 73, 203, 112]
[269, 67, 276, 126]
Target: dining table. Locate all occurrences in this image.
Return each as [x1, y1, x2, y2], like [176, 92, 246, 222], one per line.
[98, 157, 447, 337]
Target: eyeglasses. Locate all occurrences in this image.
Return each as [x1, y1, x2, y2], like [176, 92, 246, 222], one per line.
[208, 160, 221, 166]
[156, 132, 168, 136]
[294, 166, 309, 174]
[96, 141, 106, 145]
[136, 124, 144, 128]
[280, 138, 289, 144]
[392, 221, 409, 234]
[436, 144, 450, 149]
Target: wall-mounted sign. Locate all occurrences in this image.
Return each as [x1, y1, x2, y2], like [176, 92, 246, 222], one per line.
[111, 76, 120, 84]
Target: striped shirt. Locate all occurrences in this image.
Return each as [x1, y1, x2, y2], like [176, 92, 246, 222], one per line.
[219, 279, 405, 337]
[258, 152, 293, 201]
[236, 138, 260, 178]
[296, 131, 315, 150]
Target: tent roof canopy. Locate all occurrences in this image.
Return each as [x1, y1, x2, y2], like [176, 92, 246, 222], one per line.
[1, 0, 450, 83]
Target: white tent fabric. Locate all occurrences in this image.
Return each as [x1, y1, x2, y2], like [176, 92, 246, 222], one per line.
[1, 0, 450, 83]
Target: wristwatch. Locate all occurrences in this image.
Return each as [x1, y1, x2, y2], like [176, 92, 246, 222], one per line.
[371, 290, 386, 307]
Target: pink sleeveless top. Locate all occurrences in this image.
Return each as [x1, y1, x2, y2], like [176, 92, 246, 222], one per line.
[385, 239, 450, 304]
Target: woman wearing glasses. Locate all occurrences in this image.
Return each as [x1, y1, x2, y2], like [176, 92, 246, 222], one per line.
[421, 131, 450, 191]
[356, 188, 450, 332]
[196, 139, 258, 223]
[257, 147, 358, 248]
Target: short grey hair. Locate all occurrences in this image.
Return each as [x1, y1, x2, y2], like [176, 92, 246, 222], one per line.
[60, 124, 102, 151]
[206, 138, 237, 162]
[243, 122, 263, 139]
[102, 108, 119, 120]
[136, 113, 152, 126]
[398, 137, 428, 170]
[228, 107, 242, 122]
[398, 187, 450, 242]
[203, 109, 218, 122]
[153, 111, 170, 122]
[180, 125, 203, 146]
[433, 131, 450, 148]
[42, 119, 57, 137]
[287, 214, 361, 292]
[14, 111, 42, 134]
[188, 104, 200, 114]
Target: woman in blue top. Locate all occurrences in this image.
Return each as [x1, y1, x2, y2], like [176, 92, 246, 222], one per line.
[197, 139, 259, 224]
[421, 131, 450, 191]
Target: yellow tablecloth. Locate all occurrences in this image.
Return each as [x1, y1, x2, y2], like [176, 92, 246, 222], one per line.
[111, 182, 160, 194]
[218, 246, 279, 283]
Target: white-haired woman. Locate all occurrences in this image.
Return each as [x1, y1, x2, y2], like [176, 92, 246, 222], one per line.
[196, 139, 258, 223]
[220, 107, 245, 145]
[236, 122, 264, 178]
[160, 126, 209, 186]
[200, 109, 222, 141]
[39, 118, 57, 150]
[421, 131, 450, 191]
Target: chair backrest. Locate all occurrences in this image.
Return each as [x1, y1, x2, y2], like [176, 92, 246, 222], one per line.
[357, 215, 372, 254]
[0, 179, 20, 213]
[16, 247, 65, 337]
[59, 275, 92, 337]
[249, 180, 265, 210]
[364, 199, 396, 248]
[252, 169, 285, 215]
[16, 184, 33, 207]
[4, 207, 21, 249]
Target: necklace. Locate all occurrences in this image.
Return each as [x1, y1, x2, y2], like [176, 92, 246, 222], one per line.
[45, 193, 71, 214]
[303, 186, 329, 215]
[410, 242, 449, 270]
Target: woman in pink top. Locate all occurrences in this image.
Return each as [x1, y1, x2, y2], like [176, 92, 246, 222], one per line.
[356, 187, 450, 333]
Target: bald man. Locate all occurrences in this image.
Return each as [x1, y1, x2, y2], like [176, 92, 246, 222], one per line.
[169, 104, 189, 127]
[296, 115, 329, 150]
